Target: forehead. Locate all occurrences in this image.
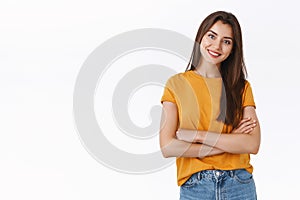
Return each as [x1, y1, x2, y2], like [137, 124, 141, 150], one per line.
[209, 20, 233, 38]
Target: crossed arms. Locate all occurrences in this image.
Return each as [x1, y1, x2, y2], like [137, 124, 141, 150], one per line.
[159, 101, 261, 158]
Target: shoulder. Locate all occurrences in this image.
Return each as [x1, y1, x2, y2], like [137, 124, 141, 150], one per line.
[163, 71, 193, 93]
[165, 71, 191, 83]
[244, 79, 250, 84]
[243, 79, 254, 90]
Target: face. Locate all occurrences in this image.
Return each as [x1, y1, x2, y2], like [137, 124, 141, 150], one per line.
[200, 20, 233, 67]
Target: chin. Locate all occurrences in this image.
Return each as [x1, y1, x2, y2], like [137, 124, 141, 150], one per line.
[207, 60, 222, 66]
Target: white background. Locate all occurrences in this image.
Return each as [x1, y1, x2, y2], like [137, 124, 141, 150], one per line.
[1, 0, 300, 199]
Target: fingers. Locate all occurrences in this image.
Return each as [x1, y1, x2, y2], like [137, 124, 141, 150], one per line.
[241, 123, 256, 133]
[239, 121, 256, 133]
[244, 129, 253, 134]
[176, 129, 197, 142]
[234, 117, 257, 134]
[237, 117, 251, 127]
[176, 130, 182, 140]
[242, 125, 255, 134]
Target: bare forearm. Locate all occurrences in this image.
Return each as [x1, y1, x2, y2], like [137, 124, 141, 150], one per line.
[198, 129, 260, 154]
[198, 144, 224, 158]
[176, 126, 260, 154]
[161, 137, 224, 158]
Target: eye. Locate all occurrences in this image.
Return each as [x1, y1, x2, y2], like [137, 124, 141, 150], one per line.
[208, 34, 215, 39]
[224, 40, 232, 45]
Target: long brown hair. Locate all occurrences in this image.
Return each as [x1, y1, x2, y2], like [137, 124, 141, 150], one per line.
[185, 11, 247, 128]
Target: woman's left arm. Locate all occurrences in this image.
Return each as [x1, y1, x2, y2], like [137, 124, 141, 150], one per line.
[178, 106, 261, 154]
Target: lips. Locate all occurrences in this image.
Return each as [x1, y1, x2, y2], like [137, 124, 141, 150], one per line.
[208, 50, 221, 57]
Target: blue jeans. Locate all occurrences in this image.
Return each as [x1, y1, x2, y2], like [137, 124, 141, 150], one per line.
[180, 169, 257, 200]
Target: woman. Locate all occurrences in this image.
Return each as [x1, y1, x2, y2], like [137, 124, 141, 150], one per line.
[160, 11, 260, 199]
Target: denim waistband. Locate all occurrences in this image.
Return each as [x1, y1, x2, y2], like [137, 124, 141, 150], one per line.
[195, 169, 243, 181]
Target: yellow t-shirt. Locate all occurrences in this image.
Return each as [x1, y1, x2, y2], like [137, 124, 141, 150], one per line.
[160, 70, 256, 186]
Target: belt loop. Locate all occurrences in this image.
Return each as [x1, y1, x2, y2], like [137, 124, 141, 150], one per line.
[197, 171, 201, 180]
[229, 170, 234, 178]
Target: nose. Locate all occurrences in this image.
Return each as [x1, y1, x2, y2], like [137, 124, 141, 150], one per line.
[212, 39, 222, 50]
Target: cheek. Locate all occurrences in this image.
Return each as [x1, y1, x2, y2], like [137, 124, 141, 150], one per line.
[201, 39, 210, 47]
[223, 46, 233, 55]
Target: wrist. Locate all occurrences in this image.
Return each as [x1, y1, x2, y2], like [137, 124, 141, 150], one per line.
[196, 130, 205, 143]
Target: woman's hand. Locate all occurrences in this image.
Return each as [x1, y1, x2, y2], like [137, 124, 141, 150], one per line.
[176, 129, 198, 143]
[232, 117, 257, 134]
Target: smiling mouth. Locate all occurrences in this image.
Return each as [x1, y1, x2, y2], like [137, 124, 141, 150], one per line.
[208, 50, 221, 57]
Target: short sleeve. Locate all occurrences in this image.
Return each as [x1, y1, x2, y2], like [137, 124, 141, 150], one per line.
[242, 81, 256, 108]
[161, 77, 176, 104]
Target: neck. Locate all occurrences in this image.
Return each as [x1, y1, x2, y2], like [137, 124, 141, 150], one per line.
[195, 59, 221, 78]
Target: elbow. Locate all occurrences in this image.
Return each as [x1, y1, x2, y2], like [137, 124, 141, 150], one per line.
[160, 146, 173, 158]
[160, 149, 170, 158]
[160, 140, 169, 158]
[159, 136, 176, 158]
[161, 152, 171, 158]
[250, 149, 259, 155]
[247, 133, 261, 154]
[249, 144, 260, 155]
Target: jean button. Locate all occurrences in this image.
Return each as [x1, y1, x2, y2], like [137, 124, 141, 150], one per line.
[216, 171, 220, 176]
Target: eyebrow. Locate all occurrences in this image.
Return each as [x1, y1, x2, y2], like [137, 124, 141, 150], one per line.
[208, 30, 233, 40]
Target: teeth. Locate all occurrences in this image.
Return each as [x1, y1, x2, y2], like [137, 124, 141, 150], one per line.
[208, 50, 220, 56]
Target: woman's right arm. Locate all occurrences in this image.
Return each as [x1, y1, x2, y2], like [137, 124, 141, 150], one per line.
[159, 101, 224, 158]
